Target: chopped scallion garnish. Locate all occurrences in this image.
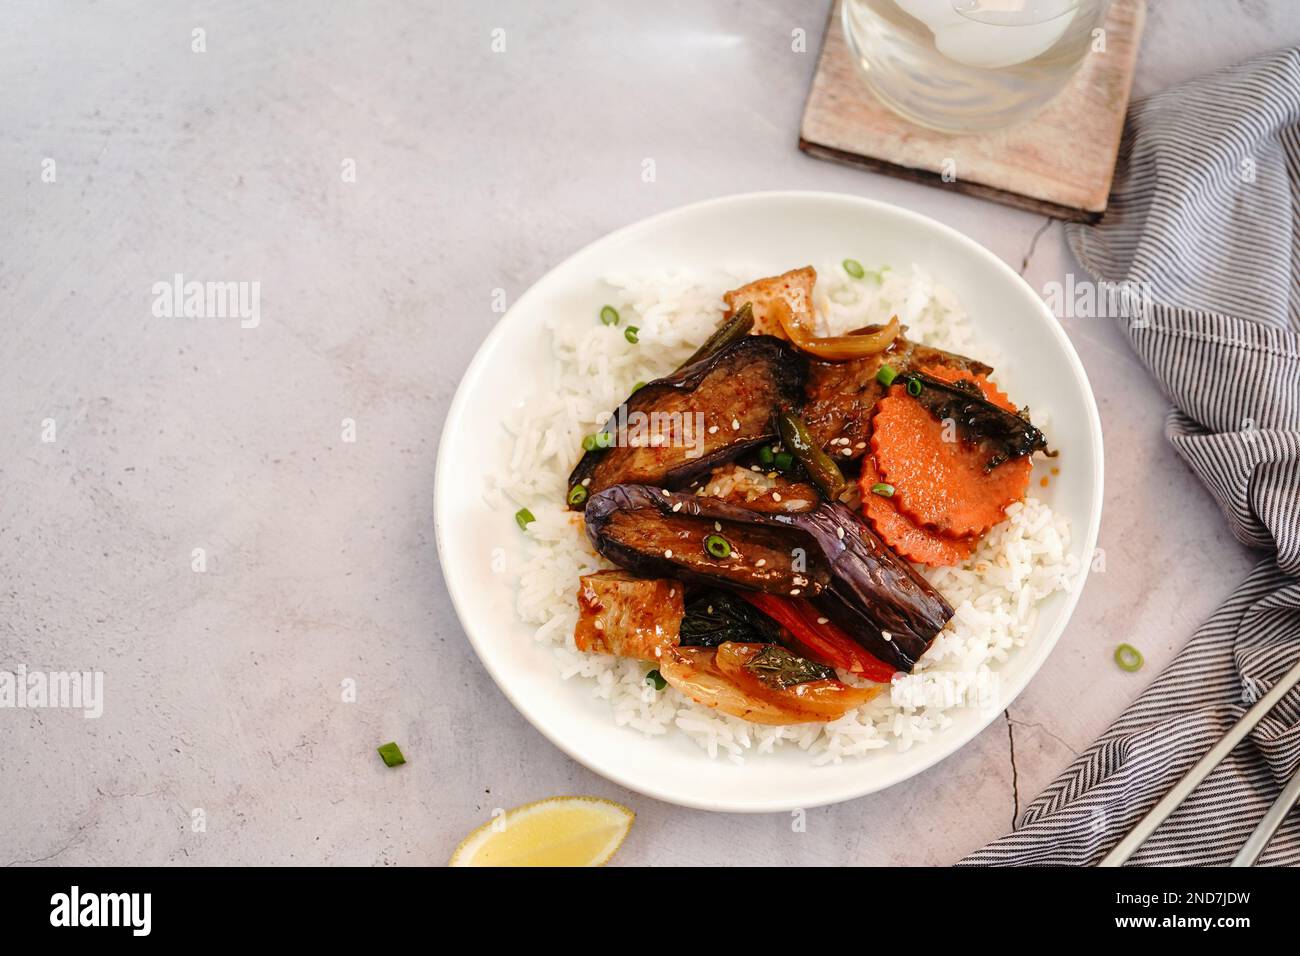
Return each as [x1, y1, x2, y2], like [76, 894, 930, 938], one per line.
[515, 507, 535, 530]
[632, 381, 647, 392]
[842, 258, 865, 279]
[704, 533, 732, 559]
[870, 482, 895, 498]
[645, 669, 667, 691]
[1115, 644, 1144, 672]
[758, 445, 775, 467]
[377, 742, 405, 767]
[624, 326, 639, 344]
[773, 451, 794, 472]
[907, 377, 923, 397]
[876, 364, 898, 387]
[567, 485, 589, 507]
[600, 305, 620, 326]
[581, 434, 598, 452]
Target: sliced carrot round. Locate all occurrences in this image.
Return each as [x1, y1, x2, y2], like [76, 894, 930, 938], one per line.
[859, 457, 974, 567]
[871, 368, 1031, 538]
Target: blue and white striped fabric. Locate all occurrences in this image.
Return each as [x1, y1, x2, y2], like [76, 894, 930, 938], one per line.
[964, 48, 1300, 866]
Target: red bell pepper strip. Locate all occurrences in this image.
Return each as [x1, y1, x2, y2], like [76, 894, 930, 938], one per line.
[739, 592, 897, 683]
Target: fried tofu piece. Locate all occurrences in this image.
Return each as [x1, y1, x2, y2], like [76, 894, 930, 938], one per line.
[723, 265, 816, 338]
[574, 571, 684, 661]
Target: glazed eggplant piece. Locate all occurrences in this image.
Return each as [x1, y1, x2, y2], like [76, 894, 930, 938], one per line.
[566, 336, 808, 509]
[584, 484, 953, 672]
[802, 331, 992, 466]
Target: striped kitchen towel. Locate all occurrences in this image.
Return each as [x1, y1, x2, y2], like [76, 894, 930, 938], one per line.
[964, 47, 1300, 866]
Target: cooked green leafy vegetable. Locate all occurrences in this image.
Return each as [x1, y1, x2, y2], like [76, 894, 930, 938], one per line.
[742, 644, 834, 689]
[679, 589, 782, 648]
[897, 370, 1053, 471]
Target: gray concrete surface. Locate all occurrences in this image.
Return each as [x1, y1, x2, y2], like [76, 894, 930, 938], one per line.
[1, 0, 1291, 865]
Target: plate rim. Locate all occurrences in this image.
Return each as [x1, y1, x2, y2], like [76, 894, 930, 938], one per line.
[435, 189, 1105, 812]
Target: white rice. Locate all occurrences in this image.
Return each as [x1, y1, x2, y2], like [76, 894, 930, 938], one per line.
[487, 261, 1078, 764]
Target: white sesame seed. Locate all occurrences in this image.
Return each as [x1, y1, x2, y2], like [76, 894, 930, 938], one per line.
[671, 502, 682, 512]
[731, 418, 741, 431]
[882, 630, 893, 642]
[756, 558, 767, 567]
[594, 620, 604, 630]
[661, 489, 671, 497]
[855, 441, 867, 449]
[664, 549, 673, 558]
[817, 617, 829, 625]
[714, 522, 722, 532]
[790, 588, 801, 596]
[708, 425, 719, 434]
[840, 448, 852, 456]
[836, 526, 845, 539]
[772, 492, 782, 502]
[581, 477, 591, 486]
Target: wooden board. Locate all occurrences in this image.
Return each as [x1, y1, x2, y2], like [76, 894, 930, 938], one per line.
[800, 0, 1146, 221]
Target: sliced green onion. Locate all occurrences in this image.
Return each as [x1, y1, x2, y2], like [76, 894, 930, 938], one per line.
[600, 305, 620, 326]
[758, 445, 776, 467]
[624, 326, 639, 344]
[774, 451, 794, 472]
[1115, 644, 1144, 672]
[515, 507, 535, 530]
[870, 482, 895, 498]
[842, 258, 865, 279]
[876, 364, 898, 387]
[377, 742, 405, 767]
[645, 669, 667, 691]
[704, 533, 732, 559]
[567, 485, 589, 507]
[632, 381, 647, 392]
[581, 434, 598, 452]
[907, 377, 923, 397]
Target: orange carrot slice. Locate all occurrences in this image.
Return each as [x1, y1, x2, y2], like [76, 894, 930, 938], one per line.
[871, 367, 1031, 538]
[859, 457, 974, 567]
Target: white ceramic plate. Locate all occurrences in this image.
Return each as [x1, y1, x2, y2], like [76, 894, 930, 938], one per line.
[435, 191, 1103, 812]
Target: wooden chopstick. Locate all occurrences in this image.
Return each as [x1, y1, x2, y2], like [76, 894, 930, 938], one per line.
[1099, 656, 1300, 867]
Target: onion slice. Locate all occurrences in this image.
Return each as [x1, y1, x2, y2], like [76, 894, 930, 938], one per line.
[772, 297, 899, 360]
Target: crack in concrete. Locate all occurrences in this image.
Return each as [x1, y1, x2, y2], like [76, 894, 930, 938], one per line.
[1004, 710, 1020, 831]
[3, 826, 88, 867]
[1006, 717, 1081, 756]
[1018, 215, 1056, 277]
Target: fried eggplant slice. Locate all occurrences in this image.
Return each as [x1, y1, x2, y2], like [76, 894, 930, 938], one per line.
[583, 484, 953, 672]
[802, 332, 993, 466]
[566, 336, 807, 509]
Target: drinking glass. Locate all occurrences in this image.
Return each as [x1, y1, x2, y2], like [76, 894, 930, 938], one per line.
[842, 0, 1111, 133]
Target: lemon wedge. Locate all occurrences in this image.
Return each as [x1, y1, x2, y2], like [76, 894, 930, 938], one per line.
[449, 796, 634, 867]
